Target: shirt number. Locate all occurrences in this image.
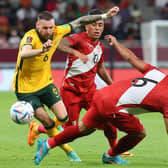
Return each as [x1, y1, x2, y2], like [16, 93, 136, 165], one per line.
[132, 77, 158, 87]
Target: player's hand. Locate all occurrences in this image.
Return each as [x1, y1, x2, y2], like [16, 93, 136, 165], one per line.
[80, 54, 89, 64]
[42, 39, 52, 53]
[73, 50, 89, 63]
[77, 53, 88, 63]
[104, 35, 117, 46]
[105, 6, 120, 18]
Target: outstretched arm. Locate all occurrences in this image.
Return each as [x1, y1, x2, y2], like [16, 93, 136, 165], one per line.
[20, 40, 52, 59]
[105, 35, 146, 73]
[70, 6, 119, 31]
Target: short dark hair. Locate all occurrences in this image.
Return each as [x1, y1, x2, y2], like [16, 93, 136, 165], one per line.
[37, 11, 54, 21]
[87, 9, 103, 15]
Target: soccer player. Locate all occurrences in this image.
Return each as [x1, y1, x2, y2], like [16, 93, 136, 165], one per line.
[12, 8, 120, 162]
[34, 34, 168, 165]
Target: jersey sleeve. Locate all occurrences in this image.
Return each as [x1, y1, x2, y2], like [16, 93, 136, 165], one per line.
[143, 63, 161, 74]
[57, 24, 72, 37]
[65, 33, 79, 47]
[20, 32, 36, 48]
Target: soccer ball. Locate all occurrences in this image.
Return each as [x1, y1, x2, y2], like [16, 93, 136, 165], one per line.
[10, 101, 34, 124]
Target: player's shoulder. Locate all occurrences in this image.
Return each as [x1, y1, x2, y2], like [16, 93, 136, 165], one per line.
[144, 63, 166, 75]
[68, 32, 84, 38]
[24, 29, 37, 37]
[66, 32, 84, 43]
[20, 29, 37, 44]
[56, 24, 71, 33]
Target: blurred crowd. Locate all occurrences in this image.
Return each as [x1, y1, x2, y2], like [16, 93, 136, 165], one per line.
[0, 0, 168, 48]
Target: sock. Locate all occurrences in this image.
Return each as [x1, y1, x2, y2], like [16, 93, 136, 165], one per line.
[103, 123, 117, 149]
[37, 125, 46, 133]
[53, 116, 67, 127]
[45, 125, 72, 153]
[48, 125, 82, 149]
[111, 134, 144, 156]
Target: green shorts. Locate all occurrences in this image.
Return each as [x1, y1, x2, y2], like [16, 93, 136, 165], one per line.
[15, 84, 61, 111]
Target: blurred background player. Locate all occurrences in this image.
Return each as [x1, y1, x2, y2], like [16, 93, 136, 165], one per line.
[34, 34, 168, 165]
[29, 9, 132, 158]
[12, 8, 120, 162]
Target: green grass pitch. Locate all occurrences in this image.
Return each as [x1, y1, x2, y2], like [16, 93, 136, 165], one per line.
[0, 91, 168, 168]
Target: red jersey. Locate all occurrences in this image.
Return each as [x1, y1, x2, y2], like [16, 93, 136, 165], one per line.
[61, 32, 104, 94]
[95, 64, 168, 118]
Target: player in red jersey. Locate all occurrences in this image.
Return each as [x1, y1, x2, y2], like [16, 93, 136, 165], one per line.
[34, 34, 168, 164]
[59, 9, 132, 157]
[60, 9, 112, 126]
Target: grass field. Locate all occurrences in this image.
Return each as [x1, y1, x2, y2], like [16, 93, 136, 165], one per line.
[1, 91, 168, 168]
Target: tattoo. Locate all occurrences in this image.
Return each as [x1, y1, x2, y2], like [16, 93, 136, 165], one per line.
[70, 15, 102, 31]
[57, 41, 74, 55]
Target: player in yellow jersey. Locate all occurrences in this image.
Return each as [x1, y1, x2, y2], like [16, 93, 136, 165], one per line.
[12, 7, 120, 162]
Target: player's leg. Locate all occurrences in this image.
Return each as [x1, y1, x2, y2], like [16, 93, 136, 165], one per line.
[28, 107, 50, 146]
[60, 88, 81, 127]
[42, 84, 81, 161]
[16, 92, 53, 146]
[105, 112, 146, 157]
[100, 123, 117, 150]
[34, 101, 100, 165]
[34, 122, 93, 165]
[99, 123, 133, 157]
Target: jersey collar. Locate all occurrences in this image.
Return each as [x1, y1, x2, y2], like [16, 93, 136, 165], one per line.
[82, 32, 99, 46]
[35, 28, 53, 43]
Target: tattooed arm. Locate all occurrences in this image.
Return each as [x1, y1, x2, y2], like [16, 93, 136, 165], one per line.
[57, 39, 88, 63]
[69, 6, 119, 31]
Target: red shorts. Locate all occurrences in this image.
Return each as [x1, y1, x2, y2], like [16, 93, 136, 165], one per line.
[82, 101, 105, 128]
[60, 87, 96, 126]
[82, 101, 144, 134]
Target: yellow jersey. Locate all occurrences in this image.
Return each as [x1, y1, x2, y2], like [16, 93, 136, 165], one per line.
[12, 24, 71, 93]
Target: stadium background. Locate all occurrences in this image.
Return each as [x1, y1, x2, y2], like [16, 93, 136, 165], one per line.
[0, 0, 168, 90]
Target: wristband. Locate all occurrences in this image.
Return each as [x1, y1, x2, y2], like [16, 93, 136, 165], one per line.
[101, 13, 107, 20]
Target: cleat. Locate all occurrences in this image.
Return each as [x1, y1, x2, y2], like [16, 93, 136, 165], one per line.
[102, 153, 129, 164]
[67, 150, 81, 162]
[120, 151, 134, 157]
[34, 138, 49, 165]
[28, 121, 40, 146]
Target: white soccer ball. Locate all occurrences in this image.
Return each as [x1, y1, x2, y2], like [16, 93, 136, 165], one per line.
[10, 101, 34, 124]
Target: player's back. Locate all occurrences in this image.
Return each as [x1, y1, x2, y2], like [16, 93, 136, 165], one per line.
[95, 67, 168, 116]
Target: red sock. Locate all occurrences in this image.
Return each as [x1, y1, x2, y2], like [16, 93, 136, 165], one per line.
[103, 123, 117, 149]
[37, 125, 46, 133]
[48, 125, 82, 148]
[111, 134, 144, 156]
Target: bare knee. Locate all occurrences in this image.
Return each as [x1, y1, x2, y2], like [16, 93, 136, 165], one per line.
[78, 122, 96, 136]
[137, 129, 146, 139]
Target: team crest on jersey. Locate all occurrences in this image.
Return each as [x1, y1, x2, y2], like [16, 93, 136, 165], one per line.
[26, 36, 33, 43]
[52, 88, 59, 98]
